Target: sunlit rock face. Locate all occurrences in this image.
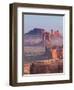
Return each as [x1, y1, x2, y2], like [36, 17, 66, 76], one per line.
[24, 59, 63, 74]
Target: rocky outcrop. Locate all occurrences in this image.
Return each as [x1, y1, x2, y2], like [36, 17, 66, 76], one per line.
[24, 59, 63, 74]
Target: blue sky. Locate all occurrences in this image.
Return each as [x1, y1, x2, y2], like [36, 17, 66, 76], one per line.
[23, 14, 63, 34]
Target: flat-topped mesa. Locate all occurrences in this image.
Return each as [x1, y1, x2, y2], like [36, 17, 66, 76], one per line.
[25, 28, 45, 35]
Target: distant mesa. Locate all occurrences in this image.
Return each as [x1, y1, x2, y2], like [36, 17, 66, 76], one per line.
[25, 28, 44, 35]
[24, 28, 44, 46]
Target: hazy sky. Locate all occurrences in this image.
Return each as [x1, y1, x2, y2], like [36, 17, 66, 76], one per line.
[23, 14, 63, 34]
